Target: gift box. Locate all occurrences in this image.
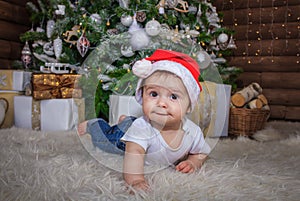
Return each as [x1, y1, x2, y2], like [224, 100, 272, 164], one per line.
[0, 90, 23, 128]
[188, 81, 232, 137]
[109, 95, 143, 125]
[14, 96, 85, 131]
[0, 70, 31, 91]
[32, 74, 82, 100]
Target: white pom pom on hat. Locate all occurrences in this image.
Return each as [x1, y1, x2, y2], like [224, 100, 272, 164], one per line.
[132, 49, 202, 111]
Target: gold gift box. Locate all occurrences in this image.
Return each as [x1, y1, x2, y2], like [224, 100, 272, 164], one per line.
[32, 74, 82, 100]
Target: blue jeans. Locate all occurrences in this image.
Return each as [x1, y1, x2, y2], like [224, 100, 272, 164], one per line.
[87, 116, 136, 155]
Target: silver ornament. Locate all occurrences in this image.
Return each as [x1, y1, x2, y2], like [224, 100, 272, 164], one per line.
[90, 13, 102, 24]
[55, 5, 65, 15]
[217, 33, 229, 44]
[46, 20, 55, 38]
[53, 37, 62, 59]
[145, 19, 161, 36]
[227, 35, 237, 49]
[121, 45, 135, 57]
[121, 15, 133, 27]
[43, 42, 54, 56]
[197, 51, 212, 69]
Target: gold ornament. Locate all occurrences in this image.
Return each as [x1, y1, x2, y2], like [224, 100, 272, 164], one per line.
[63, 25, 81, 45]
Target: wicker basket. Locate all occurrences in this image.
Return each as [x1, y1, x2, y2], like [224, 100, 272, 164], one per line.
[229, 108, 270, 136]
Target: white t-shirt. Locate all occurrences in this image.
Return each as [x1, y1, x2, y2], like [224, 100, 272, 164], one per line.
[121, 116, 211, 166]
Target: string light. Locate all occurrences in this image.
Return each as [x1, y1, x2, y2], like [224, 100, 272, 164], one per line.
[245, 0, 251, 64]
[256, 0, 263, 57]
[269, 0, 275, 63]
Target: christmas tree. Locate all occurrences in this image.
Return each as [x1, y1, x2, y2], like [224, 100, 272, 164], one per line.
[20, 0, 241, 120]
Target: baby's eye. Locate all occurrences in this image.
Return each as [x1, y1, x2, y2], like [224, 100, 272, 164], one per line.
[170, 94, 178, 100]
[149, 91, 158, 97]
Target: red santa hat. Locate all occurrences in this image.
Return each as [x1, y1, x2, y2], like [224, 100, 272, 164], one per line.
[132, 49, 202, 110]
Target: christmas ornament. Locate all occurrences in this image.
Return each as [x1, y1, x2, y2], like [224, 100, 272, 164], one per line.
[77, 32, 90, 57]
[63, 25, 80, 45]
[90, 13, 102, 24]
[120, 14, 133, 27]
[55, 5, 66, 15]
[188, 5, 197, 14]
[128, 17, 142, 34]
[53, 37, 62, 59]
[217, 33, 229, 44]
[107, 28, 119, 35]
[166, 0, 178, 8]
[136, 11, 146, 22]
[227, 35, 237, 49]
[98, 74, 112, 82]
[121, 45, 135, 57]
[196, 50, 211, 69]
[130, 29, 150, 51]
[21, 41, 32, 69]
[43, 42, 54, 56]
[145, 19, 161, 36]
[46, 20, 55, 38]
[118, 0, 129, 8]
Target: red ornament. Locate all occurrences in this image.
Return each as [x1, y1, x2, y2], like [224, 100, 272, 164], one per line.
[77, 32, 90, 57]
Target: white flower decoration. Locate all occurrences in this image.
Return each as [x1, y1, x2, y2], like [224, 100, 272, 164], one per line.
[132, 59, 153, 78]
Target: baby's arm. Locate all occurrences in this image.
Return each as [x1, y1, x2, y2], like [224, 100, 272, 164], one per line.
[123, 141, 149, 191]
[175, 153, 208, 173]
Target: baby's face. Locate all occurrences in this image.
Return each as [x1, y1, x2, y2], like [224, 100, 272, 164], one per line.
[141, 72, 190, 131]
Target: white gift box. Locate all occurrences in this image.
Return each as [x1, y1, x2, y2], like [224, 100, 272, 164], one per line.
[109, 95, 142, 125]
[0, 70, 31, 91]
[14, 96, 85, 131]
[189, 82, 232, 137]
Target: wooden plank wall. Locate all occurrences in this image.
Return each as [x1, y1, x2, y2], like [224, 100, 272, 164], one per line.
[214, 0, 300, 121]
[0, 0, 299, 121]
[0, 0, 31, 68]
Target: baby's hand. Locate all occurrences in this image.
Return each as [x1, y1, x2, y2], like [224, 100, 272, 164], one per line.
[175, 160, 196, 173]
[128, 180, 150, 194]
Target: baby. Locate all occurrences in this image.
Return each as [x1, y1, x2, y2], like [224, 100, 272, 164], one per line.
[78, 49, 211, 192]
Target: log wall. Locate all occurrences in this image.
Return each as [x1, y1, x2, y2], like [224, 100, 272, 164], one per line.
[0, 0, 299, 121]
[214, 0, 300, 121]
[0, 0, 31, 68]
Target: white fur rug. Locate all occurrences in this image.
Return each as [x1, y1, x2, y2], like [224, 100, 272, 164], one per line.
[0, 121, 299, 201]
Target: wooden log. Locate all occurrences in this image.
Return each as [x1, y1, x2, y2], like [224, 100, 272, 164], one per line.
[0, 58, 11, 69]
[0, 1, 30, 25]
[233, 39, 299, 56]
[220, 5, 300, 25]
[0, 20, 29, 42]
[1, 0, 33, 7]
[0, 39, 23, 60]
[263, 89, 300, 106]
[236, 72, 262, 87]
[231, 82, 262, 107]
[230, 22, 299, 41]
[261, 72, 300, 89]
[269, 105, 287, 119]
[238, 72, 300, 91]
[247, 98, 263, 109]
[257, 94, 268, 106]
[269, 105, 300, 120]
[226, 56, 300, 72]
[214, 0, 300, 10]
[285, 107, 300, 120]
